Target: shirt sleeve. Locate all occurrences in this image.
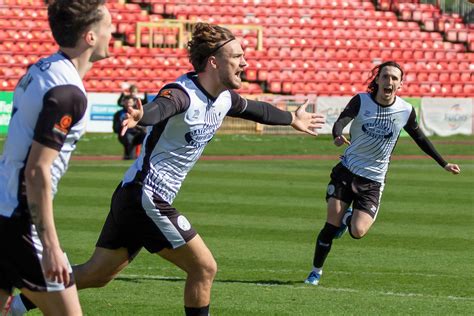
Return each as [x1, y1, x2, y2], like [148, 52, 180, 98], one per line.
[332, 94, 361, 138]
[33, 85, 87, 151]
[403, 107, 447, 167]
[226, 90, 248, 116]
[228, 91, 292, 125]
[139, 84, 190, 126]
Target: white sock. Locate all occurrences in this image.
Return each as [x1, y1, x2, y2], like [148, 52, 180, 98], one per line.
[11, 295, 27, 315]
[312, 267, 322, 275]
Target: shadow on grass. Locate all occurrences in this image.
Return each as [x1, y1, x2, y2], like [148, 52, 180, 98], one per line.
[116, 275, 299, 286]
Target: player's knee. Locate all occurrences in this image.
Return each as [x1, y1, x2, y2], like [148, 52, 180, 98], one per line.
[191, 257, 217, 283]
[348, 225, 368, 239]
[202, 257, 218, 280]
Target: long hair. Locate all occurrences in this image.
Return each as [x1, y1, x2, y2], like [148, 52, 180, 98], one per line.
[48, 0, 106, 48]
[187, 22, 235, 73]
[366, 61, 404, 95]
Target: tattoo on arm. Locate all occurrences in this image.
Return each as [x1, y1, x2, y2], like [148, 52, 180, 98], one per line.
[29, 203, 45, 237]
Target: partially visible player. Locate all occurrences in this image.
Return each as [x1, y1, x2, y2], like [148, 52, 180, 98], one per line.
[0, 1, 113, 315]
[304, 61, 461, 286]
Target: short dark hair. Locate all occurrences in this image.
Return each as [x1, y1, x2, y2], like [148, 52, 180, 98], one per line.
[48, 0, 106, 48]
[187, 22, 235, 73]
[366, 61, 404, 95]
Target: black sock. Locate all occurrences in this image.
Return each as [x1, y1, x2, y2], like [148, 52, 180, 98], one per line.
[313, 222, 339, 268]
[19, 293, 37, 310]
[185, 305, 210, 316]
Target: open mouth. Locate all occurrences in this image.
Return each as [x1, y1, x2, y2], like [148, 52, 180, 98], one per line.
[383, 87, 393, 94]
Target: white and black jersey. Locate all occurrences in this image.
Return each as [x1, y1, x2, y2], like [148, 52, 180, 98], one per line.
[122, 72, 292, 204]
[333, 93, 447, 183]
[0, 52, 88, 218]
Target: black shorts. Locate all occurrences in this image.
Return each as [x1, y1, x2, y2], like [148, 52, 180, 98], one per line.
[0, 212, 74, 293]
[325, 163, 383, 218]
[96, 182, 197, 258]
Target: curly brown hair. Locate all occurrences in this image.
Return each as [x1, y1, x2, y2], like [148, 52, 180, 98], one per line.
[366, 61, 404, 95]
[187, 22, 236, 73]
[48, 0, 106, 48]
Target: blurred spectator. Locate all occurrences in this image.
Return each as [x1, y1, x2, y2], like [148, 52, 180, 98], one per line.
[113, 96, 146, 160]
[117, 83, 148, 107]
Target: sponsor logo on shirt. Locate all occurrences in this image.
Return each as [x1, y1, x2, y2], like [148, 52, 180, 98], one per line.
[362, 123, 393, 139]
[185, 127, 216, 148]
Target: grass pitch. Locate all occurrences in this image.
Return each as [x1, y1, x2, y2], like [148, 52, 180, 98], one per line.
[1, 134, 473, 315]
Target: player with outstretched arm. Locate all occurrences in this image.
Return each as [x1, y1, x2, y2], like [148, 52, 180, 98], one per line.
[304, 61, 460, 286]
[9, 22, 326, 316]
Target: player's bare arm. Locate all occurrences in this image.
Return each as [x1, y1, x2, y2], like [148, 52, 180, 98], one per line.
[25, 141, 70, 285]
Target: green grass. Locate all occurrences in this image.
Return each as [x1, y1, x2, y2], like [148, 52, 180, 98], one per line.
[2, 134, 473, 314]
[2, 133, 474, 157]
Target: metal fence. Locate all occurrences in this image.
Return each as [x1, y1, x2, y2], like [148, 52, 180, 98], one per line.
[425, 0, 473, 23]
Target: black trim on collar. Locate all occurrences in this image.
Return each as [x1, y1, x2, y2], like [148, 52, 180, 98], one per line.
[187, 72, 218, 102]
[369, 92, 396, 107]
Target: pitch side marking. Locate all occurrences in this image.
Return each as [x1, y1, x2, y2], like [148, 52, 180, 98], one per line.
[117, 274, 474, 302]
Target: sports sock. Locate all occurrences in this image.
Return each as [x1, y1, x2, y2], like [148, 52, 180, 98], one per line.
[185, 305, 210, 316]
[312, 222, 339, 268]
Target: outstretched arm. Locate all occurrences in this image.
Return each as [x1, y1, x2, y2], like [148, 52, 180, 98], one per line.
[229, 97, 325, 136]
[121, 86, 190, 136]
[404, 108, 460, 175]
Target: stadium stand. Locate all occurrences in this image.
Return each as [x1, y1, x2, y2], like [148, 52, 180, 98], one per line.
[0, 0, 472, 97]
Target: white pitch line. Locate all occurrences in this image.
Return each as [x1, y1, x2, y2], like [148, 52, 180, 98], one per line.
[118, 274, 474, 302]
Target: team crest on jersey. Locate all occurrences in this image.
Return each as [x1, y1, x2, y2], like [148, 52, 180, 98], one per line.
[53, 114, 72, 135]
[159, 89, 172, 99]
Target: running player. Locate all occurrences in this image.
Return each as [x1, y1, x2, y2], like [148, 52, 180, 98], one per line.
[304, 61, 461, 286]
[10, 22, 325, 316]
[0, 1, 113, 315]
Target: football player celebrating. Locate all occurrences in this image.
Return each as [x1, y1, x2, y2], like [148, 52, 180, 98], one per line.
[10, 22, 325, 316]
[304, 61, 460, 286]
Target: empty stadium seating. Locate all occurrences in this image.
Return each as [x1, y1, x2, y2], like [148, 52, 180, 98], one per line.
[0, 0, 472, 97]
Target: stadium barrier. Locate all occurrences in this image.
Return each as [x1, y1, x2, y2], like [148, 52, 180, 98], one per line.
[0, 92, 472, 136]
[135, 19, 264, 51]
